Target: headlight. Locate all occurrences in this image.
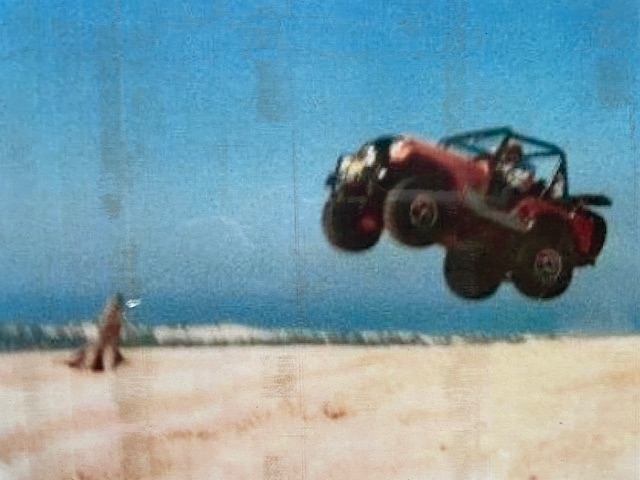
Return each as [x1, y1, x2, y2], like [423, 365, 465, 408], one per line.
[334, 145, 379, 186]
[363, 145, 377, 166]
[345, 159, 365, 180]
[338, 154, 354, 174]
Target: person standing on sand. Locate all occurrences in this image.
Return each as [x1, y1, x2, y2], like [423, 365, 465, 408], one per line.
[67, 293, 126, 371]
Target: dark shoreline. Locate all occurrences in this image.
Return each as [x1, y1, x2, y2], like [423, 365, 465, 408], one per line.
[0, 321, 635, 352]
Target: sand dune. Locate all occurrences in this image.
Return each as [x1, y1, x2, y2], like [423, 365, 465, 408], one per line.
[0, 337, 638, 479]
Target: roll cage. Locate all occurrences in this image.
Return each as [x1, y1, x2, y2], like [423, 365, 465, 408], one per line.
[439, 126, 569, 198]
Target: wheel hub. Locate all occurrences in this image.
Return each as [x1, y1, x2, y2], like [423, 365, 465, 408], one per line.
[409, 194, 438, 229]
[533, 248, 563, 285]
[358, 213, 379, 233]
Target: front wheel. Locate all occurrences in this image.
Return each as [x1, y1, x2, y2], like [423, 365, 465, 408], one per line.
[384, 178, 443, 247]
[444, 241, 504, 300]
[322, 199, 382, 252]
[512, 225, 574, 299]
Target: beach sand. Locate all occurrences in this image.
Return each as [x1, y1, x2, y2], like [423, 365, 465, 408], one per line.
[0, 337, 638, 479]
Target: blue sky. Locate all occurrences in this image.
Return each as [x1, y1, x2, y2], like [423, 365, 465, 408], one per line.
[0, 0, 638, 332]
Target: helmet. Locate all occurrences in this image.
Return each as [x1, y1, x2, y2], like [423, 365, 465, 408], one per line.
[503, 141, 523, 163]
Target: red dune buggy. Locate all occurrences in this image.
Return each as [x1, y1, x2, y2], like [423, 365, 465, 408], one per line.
[322, 127, 611, 300]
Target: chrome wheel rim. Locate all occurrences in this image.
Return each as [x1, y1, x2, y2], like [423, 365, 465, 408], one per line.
[409, 194, 438, 229]
[534, 248, 563, 285]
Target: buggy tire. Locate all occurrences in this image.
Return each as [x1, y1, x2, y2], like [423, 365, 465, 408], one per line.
[322, 199, 382, 252]
[512, 219, 574, 299]
[384, 178, 445, 247]
[444, 241, 503, 300]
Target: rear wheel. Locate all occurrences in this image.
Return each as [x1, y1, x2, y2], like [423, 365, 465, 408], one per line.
[444, 241, 504, 300]
[512, 220, 574, 299]
[384, 178, 446, 247]
[322, 199, 382, 252]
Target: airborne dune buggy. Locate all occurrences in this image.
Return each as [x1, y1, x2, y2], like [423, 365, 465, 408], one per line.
[322, 127, 611, 300]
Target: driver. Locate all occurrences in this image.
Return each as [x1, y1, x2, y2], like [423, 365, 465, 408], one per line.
[496, 141, 535, 193]
[488, 140, 539, 208]
[463, 140, 540, 232]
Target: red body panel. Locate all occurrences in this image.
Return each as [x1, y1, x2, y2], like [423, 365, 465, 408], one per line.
[387, 137, 600, 262]
[389, 138, 491, 194]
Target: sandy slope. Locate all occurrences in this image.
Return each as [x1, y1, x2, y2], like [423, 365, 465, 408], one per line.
[0, 337, 638, 479]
